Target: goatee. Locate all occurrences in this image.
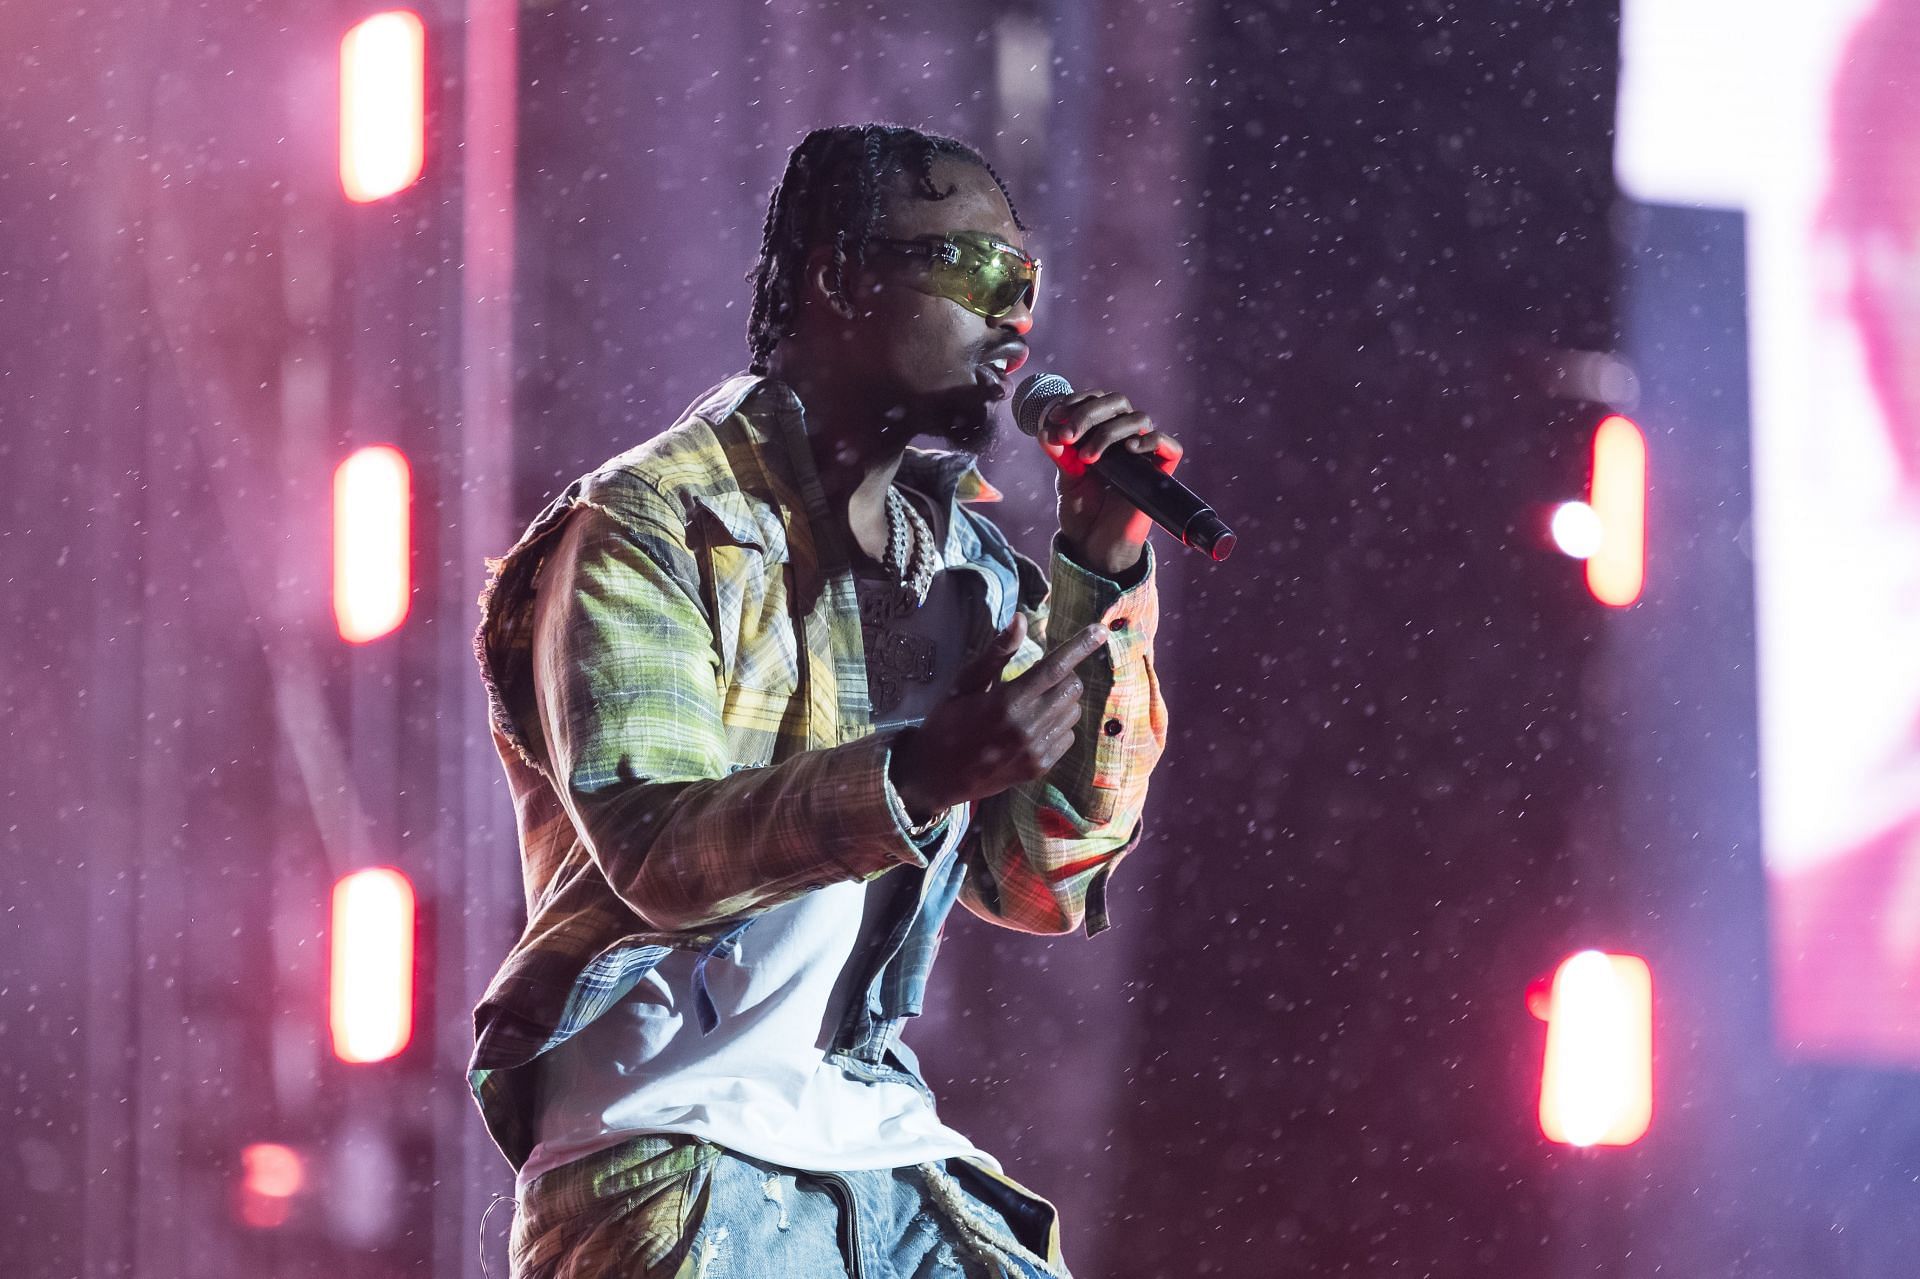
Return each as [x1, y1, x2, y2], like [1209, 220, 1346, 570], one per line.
[930, 391, 1003, 457]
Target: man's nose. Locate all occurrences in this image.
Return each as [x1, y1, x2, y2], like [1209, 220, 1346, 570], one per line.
[999, 291, 1034, 336]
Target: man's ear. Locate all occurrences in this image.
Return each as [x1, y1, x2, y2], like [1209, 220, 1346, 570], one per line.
[799, 244, 838, 309]
[801, 242, 859, 320]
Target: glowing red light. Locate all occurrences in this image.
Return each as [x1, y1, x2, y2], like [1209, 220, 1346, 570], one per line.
[236, 1142, 305, 1229]
[1533, 950, 1653, 1147]
[333, 444, 411, 643]
[340, 11, 426, 203]
[329, 868, 415, 1064]
[1586, 415, 1647, 607]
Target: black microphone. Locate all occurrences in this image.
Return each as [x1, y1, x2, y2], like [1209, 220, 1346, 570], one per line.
[1012, 372, 1236, 563]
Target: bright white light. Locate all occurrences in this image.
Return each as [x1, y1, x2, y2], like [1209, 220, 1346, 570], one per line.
[333, 445, 411, 644]
[1551, 501, 1605, 559]
[1588, 416, 1648, 607]
[1550, 952, 1630, 1146]
[329, 868, 415, 1064]
[1537, 950, 1654, 1147]
[340, 11, 426, 203]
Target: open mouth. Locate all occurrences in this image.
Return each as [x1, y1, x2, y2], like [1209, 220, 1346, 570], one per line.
[975, 345, 1029, 398]
[973, 366, 1010, 400]
[979, 347, 1028, 380]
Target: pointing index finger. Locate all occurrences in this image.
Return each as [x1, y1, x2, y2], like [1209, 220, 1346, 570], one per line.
[1017, 622, 1110, 691]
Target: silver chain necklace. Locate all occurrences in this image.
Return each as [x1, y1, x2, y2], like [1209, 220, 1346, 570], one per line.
[883, 485, 940, 608]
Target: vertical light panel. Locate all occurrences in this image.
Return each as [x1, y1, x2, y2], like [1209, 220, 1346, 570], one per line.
[333, 444, 411, 643]
[329, 868, 415, 1064]
[1586, 415, 1647, 607]
[340, 11, 426, 203]
[1535, 950, 1654, 1147]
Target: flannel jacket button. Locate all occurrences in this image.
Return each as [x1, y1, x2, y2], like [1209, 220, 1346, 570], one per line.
[1103, 717, 1124, 737]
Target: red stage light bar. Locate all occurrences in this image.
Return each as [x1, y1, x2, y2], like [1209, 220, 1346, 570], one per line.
[340, 11, 426, 203]
[329, 868, 415, 1064]
[332, 444, 411, 643]
[1532, 950, 1653, 1147]
[1585, 415, 1647, 607]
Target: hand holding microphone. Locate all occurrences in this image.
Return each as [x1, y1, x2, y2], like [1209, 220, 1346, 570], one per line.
[1012, 373, 1235, 566]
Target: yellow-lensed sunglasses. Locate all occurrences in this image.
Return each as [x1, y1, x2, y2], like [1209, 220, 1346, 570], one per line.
[868, 230, 1041, 320]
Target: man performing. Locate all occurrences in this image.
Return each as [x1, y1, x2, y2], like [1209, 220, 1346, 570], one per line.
[471, 123, 1179, 1278]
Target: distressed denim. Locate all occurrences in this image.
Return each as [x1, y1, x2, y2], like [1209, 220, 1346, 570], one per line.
[509, 1133, 1070, 1279]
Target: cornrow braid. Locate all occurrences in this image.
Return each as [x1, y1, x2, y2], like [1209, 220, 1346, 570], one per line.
[743, 123, 1028, 376]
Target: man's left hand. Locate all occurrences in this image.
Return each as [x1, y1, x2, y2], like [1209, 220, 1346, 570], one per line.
[1037, 389, 1184, 578]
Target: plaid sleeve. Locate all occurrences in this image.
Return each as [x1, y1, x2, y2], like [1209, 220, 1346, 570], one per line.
[533, 499, 930, 933]
[958, 537, 1167, 936]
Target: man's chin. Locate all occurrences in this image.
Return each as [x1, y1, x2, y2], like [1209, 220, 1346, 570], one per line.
[926, 388, 1004, 456]
[939, 416, 1002, 457]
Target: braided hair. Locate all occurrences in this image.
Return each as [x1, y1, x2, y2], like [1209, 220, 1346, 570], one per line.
[744, 124, 1027, 375]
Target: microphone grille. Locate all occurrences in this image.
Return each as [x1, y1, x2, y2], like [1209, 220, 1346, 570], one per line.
[1012, 372, 1074, 438]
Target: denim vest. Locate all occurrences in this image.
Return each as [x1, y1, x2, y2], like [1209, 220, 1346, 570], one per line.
[706, 472, 1031, 1098]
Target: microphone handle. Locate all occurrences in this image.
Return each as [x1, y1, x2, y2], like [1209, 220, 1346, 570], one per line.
[1086, 445, 1237, 562]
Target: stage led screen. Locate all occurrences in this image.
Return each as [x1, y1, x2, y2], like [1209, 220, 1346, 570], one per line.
[1618, 0, 1920, 1063]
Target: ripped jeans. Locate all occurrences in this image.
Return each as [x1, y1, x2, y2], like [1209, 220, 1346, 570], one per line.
[508, 1134, 1071, 1279]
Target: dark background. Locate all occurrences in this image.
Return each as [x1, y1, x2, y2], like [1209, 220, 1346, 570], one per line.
[6, 0, 1911, 1275]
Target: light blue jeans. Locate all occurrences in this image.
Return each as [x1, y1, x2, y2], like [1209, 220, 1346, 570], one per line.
[691, 1153, 1063, 1278]
[509, 1135, 1071, 1279]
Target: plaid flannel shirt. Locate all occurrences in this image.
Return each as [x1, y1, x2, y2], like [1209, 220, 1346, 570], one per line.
[469, 375, 1166, 1170]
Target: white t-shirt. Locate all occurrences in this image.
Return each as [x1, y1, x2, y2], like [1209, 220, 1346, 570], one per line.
[515, 854, 992, 1191]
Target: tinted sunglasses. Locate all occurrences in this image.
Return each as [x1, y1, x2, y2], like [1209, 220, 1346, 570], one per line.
[868, 230, 1041, 320]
